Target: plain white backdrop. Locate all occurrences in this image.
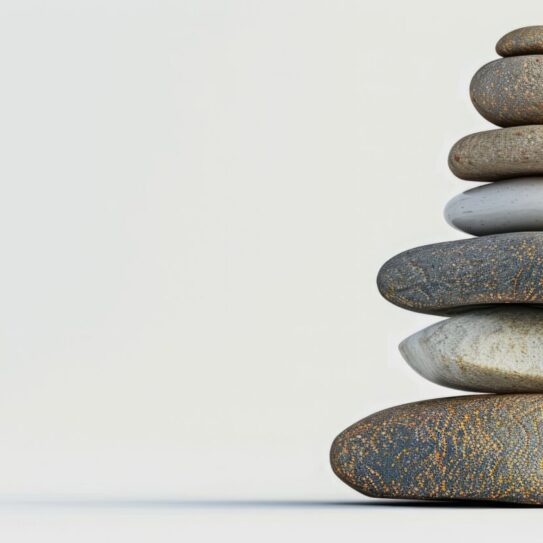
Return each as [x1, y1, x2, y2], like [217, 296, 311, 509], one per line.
[0, 0, 542, 540]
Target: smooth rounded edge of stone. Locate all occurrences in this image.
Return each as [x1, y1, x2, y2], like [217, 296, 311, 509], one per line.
[497, 25, 543, 57]
[399, 307, 543, 393]
[330, 394, 543, 504]
[376, 232, 543, 316]
[448, 126, 543, 181]
[470, 56, 543, 128]
[443, 177, 543, 236]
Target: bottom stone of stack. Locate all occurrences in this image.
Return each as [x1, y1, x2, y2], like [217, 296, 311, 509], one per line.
[330, 394, 543, 504]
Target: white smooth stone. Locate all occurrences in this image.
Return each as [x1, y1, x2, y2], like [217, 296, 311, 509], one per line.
[399, 307, 543, 393]
[444, 177, 543, 235]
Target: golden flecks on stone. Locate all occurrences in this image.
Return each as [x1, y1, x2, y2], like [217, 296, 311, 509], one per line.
[448, 126, 543, 181]
[470, 56, 543, 127]
[331, 26, 543, 506]
[330, 395, 543, 504]
[377, 232, 543, 316]
[497, 26, 543, 57]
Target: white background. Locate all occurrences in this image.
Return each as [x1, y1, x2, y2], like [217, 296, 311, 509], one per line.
[0, 0, 541, 540]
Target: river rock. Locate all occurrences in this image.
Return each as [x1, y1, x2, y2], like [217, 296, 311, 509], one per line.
[399, 307, 543, 392]
[497, 26, 543, 57]
[330, 394, 543, 504]
[449, 126, 543, 181]
[470, 56, 543, 127]
[377, 232, 543, 315]
[444, 178, 543, 236]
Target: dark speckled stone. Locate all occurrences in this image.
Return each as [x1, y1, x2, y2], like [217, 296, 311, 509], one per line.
[470, 56, 543, 127]
[330, 394, 543, 504]
[449, 126, 543, 181]
[497, 26, 543, 57]
[377, 232, 543, 316]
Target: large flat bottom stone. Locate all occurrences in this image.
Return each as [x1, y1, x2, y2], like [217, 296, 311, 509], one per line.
[331, 394, 543, 504]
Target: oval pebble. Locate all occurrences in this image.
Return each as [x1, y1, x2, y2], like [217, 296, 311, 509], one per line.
[449, 125, 543, 181]
[330, 394, 543, 504]
[444, 177, 543, 236]
[497, 26, 543, 57]
[470, 56, 543, 127]
[399, 307, 543, 393]
[377, 232, 543, 315]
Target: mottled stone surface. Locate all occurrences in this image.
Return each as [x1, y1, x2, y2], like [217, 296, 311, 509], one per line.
[449, 126, 543, 181]
[330, 394, 543, 504]
[470, 56, 543, 127]
[377, 232, 543, 315]
[444, 178, 543, 236]
[400, 307, 543, 393]
[497, 26, 543, 57]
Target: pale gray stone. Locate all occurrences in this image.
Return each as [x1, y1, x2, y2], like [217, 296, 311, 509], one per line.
[444, 178, 543, 236]
[399, 307, 543, 393]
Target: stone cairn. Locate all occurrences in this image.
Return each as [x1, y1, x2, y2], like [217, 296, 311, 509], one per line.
[330, 26, 543, 504]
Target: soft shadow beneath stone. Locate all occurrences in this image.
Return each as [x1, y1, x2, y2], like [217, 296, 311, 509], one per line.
[0, 498, 535, 509]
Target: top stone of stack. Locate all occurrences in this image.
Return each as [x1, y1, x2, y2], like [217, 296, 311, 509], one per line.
[471, 26, 543, 126]
[496, 25, 543, 56]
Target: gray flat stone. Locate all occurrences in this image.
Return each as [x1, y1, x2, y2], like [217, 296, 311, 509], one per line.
[497, 26, 543, 57]
[444, 178, 543, 236]
[449, 125, 543, 181]
[330, 394, 543, 504]
[470, 56, 543, 127]
[399, 307, 543, 393]
[377, 232, 543, 315]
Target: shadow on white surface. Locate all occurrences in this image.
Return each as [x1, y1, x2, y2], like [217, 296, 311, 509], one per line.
[0, 498, 535, 509]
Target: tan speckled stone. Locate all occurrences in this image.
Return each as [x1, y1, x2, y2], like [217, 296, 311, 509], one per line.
[497, 26, 543, 57]
[449, 126, 543, 181]
[470, 56, 543, 127]
[331, 394, 543, 504]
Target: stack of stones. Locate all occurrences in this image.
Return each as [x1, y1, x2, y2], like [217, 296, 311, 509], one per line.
[330, 26, 543, 505]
